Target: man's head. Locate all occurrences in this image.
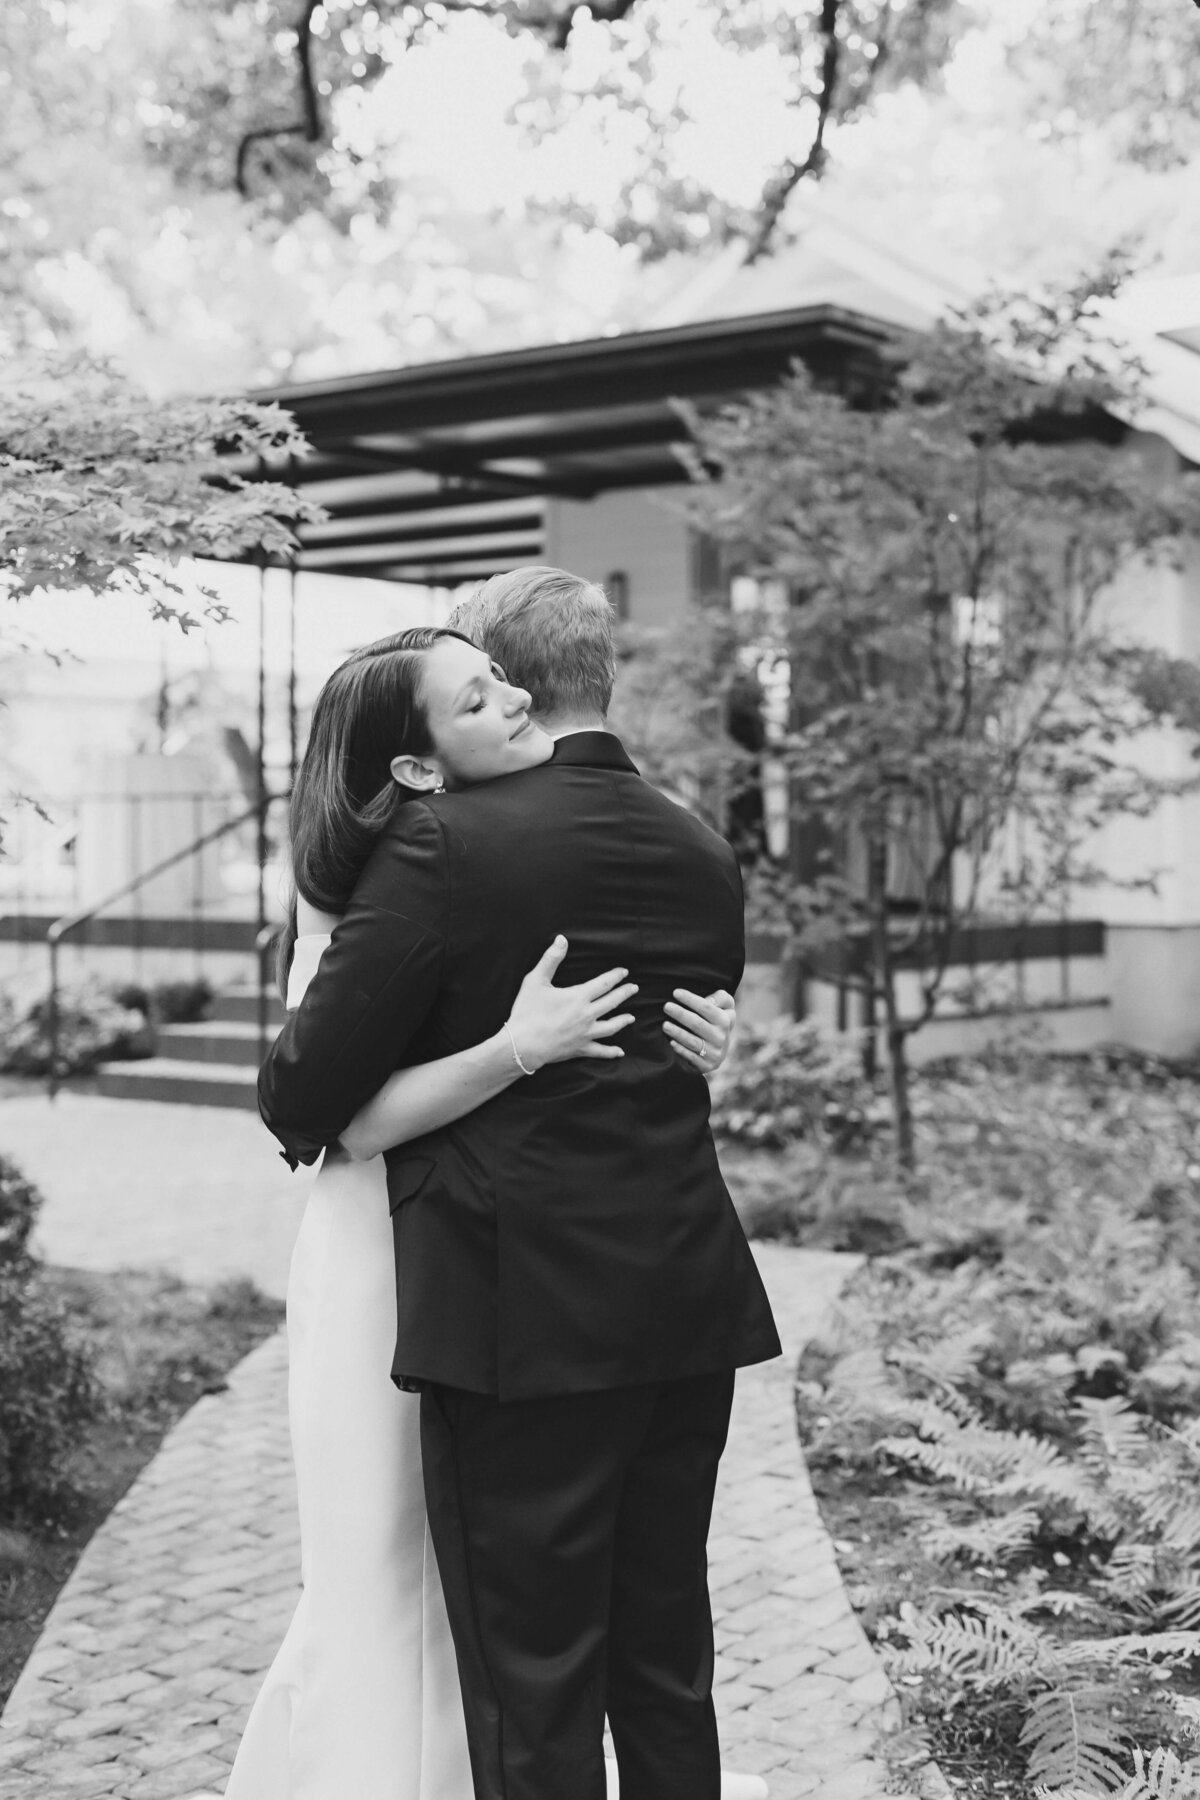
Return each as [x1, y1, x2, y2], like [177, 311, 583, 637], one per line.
[448, 565, 616, 732]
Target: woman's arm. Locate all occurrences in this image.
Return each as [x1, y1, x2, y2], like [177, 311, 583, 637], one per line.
[339, 1032, 527, 1159]
[341, 966, 740, 1160]
[339, 938, 635, 1160]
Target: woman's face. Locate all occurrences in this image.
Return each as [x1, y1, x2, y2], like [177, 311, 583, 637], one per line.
[414, 635, 553, 789]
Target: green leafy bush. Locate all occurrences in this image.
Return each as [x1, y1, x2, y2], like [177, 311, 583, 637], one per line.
[111, 977, 212, 1026]
[799, 1184, 1200, 1794]
[0, 1155, 42, 1271]
[0, 1201, 98, 1522]
[0, 1157, 98, 1521]
[0, 979, 153, 1078]
[709, 1019, 880, 1151]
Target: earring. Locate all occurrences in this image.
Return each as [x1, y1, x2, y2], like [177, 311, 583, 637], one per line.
[433, 777, 446, 794]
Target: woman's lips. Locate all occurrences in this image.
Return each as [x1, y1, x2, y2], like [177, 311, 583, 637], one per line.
[509, 718, 532, 741]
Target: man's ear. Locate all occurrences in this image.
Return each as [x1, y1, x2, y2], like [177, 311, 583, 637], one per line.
[390, 754, 444, 793]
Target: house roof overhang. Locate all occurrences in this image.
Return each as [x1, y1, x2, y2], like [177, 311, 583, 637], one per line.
[243, 302, 893, 586]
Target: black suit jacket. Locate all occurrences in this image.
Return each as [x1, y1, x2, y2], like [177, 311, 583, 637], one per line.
[259, 732, 781, 1399]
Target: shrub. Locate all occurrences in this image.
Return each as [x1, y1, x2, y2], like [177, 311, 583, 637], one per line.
[0, 978, 153, 1078]
[0, 1265, 98, 1523]
[0, 1155, 44, 1271]
[709, 1018, 880, 1151]
[799, 1189, 1200, 1793]
[111, 977, 212, 1026]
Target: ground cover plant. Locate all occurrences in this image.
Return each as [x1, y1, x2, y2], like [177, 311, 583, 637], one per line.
[0, 975, 214, 1079]
[0, 1149, 284, 1710]
[769, 1048, 1200, 1799]
[713, 1018, 913, 1252]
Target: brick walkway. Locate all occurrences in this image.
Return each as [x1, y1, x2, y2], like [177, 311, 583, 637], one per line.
[0, 1241, 911, 1800]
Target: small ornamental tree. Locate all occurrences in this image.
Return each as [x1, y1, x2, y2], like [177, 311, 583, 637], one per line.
[0, 353, 317, 631]
[684, 274, 1200, 1169]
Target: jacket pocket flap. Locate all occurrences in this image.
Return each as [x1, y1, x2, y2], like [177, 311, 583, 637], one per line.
[387, 1156, 436, 1213]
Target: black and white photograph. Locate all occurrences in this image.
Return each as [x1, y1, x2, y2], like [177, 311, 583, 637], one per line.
[4, 4, 1200, 1798]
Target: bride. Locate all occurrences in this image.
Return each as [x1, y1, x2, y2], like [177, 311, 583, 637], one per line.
[222, 627, 764, 1800]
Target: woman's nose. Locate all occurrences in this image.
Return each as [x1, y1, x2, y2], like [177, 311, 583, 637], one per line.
[505, 683, 532, 714]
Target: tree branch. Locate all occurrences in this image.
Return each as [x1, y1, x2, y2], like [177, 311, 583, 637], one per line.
[744, 0, 843, 266]
[235, 0, 645, 195]
[424, 0, 640, 38]
[236, 0, 323, 199]
[548, 0, 641, 50]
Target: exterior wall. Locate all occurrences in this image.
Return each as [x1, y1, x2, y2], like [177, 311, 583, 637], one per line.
[77, 756, 224, 914]
[1065, 444, 1200, 1055]
[1108, 926, 1200, 1060]
[743, 946, 1112, 1059]
[904, 1003, 1112, 1064]
[736, 961, 792, 1028]
[544, 488, 693, 628]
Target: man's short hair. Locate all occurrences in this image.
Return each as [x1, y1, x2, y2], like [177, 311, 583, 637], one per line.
[448, 566, 616, 718]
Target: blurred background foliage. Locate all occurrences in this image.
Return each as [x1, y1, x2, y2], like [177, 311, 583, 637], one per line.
[5, 0, 1200, 388]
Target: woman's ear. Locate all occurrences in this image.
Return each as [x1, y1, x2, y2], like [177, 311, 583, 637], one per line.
[390, 754, 444, 794]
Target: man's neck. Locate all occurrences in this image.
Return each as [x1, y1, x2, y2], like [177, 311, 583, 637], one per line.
[538, 713, 608, 741]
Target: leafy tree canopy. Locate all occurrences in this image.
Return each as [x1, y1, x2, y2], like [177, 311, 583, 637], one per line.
[137, 0, 967, 260]
[6, 1, 1200, 388]
[0, 355, 317, 627]
[1012, 0, 1200, 174]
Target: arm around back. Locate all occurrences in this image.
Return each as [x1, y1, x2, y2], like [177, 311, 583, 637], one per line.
[259, 801, 448, 1167]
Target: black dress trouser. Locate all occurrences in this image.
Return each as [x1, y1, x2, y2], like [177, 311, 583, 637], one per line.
[420, 1368, 736, 1800]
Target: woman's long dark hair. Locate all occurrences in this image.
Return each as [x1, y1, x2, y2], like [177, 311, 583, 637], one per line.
[276, 626, 475, 995]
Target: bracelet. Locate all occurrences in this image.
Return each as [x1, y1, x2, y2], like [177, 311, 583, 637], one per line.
[503, 1021, 537, 1078]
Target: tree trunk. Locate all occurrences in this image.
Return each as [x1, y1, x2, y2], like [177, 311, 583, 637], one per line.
[883, 1001, 916, 1174]
[867, 832, 917, 1172]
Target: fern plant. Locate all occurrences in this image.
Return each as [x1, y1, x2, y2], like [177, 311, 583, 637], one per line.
[889, 1599, 1199, 1792]
[799, 1186, 1200, 1794]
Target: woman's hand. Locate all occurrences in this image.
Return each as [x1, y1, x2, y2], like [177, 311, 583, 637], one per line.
[663, 989, 737, 1075]
[506, 937, 637, 1072]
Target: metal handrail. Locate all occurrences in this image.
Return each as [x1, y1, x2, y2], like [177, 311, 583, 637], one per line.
[46, 794, 285, 1095]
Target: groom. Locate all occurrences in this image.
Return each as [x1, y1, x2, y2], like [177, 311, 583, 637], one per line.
[259, 566, 780, 1800]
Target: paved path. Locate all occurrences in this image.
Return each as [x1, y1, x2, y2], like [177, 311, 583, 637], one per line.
[0, 1091, 311, 1299]
[0, 1092, 915, 1800]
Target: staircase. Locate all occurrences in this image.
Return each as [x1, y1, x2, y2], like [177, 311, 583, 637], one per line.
[94, 982, 284, 1110]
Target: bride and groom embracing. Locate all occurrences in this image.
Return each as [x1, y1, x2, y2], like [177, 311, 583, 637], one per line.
[237, 565, 782, 1800]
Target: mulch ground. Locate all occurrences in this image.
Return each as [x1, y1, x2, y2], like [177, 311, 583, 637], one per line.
[0, 1266, 284, 1713]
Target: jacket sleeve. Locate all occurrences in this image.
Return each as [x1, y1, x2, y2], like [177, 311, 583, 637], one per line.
[258, 802, 448, 1167]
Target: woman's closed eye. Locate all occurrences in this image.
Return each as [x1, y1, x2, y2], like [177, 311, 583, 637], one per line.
[467, 667, 507, 713]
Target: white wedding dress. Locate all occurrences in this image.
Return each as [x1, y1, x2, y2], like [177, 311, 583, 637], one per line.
[223, 932, 473, 1800]
[223, 932, 767, 1800]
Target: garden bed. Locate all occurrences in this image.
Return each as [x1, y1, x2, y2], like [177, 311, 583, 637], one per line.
[0, 1265, 283, 1713]
[720, 1048, 1200, 1799]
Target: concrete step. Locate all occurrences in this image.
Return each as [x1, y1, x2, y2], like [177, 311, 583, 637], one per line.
[156, 1020, 279, 1067]
[94, 1057, 261, 1110]
[207, 985, 286, 1028]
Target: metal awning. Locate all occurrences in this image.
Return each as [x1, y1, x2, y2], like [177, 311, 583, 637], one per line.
[248, 303, 892, 585]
